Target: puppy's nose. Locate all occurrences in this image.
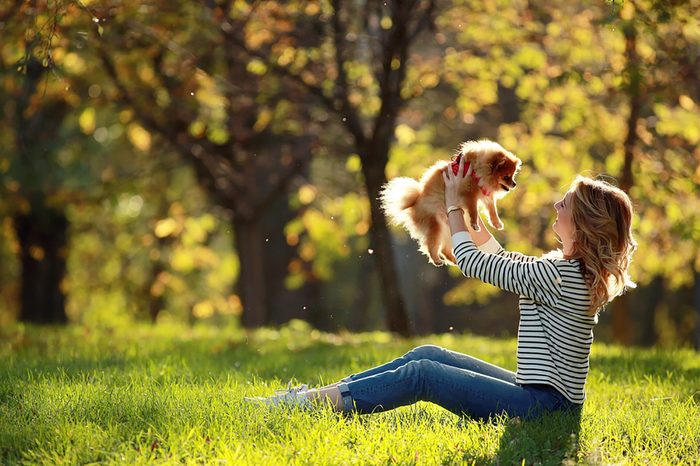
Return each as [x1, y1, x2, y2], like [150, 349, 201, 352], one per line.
[512, 181, 517, 188]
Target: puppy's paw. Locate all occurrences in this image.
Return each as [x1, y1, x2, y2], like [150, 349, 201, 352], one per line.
[429, 255, 444, 267]
[471, 222, 481, 232]
[442, 251, 457, 265]
[494, 221, 504, 230]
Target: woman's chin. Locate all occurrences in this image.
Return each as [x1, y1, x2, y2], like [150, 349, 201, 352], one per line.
[552, 226, 563, 241]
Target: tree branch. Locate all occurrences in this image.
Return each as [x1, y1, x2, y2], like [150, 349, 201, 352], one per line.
[407, 0, 436, 43]
[330, 0, 367, 146]
[88, 23, 248, 212]
[372, 1, 414, 141]
[256, 136, 315, 215]
[224, 11, 367, 148]
[225, 31, 335, 106]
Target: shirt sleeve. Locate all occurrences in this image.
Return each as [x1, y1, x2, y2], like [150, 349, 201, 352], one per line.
[475, 236, 538, 263]
[452, 231, 563, 306]
[474, 236, 501, 254]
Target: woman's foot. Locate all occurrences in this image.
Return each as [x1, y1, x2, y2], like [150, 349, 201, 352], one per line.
[274, 382, 309, 396]
[243, 383, 311, 409]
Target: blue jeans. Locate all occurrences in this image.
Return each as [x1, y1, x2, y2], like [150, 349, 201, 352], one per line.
[336, 345, 578, 421]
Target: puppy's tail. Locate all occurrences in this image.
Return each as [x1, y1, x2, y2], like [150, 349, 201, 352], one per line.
[379, 177, 421, 227]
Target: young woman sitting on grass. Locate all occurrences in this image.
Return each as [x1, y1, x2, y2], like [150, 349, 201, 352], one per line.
[246, 158, 637, 421]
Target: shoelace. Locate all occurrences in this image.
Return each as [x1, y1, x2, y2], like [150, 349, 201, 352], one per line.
[274, 381, 308, 396]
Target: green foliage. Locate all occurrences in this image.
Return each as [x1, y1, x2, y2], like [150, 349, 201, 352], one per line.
[285, 157, 371, 288]
[422, 0, 700, 312]
[66, 167, 240, 325]
[654, 102, 700, 145]
[1, 0, 699, 343]
[1, 323, 698, 464]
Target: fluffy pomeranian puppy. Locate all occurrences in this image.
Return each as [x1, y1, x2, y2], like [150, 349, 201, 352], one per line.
[380, 140, 521, 266]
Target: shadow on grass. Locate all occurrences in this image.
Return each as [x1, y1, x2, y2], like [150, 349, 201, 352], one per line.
[492, 408, 582, 466]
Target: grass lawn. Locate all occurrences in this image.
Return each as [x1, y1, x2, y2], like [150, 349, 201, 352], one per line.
[1, 320, 699, 465]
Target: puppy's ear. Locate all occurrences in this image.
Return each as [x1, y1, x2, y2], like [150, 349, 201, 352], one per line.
[490, 152, 507, 172]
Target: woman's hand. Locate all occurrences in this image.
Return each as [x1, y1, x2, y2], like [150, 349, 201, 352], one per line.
[442, 157, 494, 245]
[442, 155, 472, 208]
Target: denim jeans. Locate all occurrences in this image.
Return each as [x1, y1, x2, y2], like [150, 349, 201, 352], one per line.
[336, 345, 578, 421]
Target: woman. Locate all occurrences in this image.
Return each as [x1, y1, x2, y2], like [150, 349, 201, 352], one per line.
[246, 157, 637, 421]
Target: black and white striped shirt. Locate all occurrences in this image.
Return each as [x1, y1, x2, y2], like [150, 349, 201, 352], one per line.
[452, 231, 596, 404]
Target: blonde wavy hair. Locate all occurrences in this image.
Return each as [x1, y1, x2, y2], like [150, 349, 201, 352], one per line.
[567, 176, 637, 315]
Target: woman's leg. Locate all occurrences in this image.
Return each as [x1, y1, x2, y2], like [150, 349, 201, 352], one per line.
[277, 345, 516, 410]
[334, 359, 562, 421]
[342, 345, 516, 384]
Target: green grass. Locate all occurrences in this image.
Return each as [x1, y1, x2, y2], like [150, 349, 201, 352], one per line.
[1, 320, 699, 465]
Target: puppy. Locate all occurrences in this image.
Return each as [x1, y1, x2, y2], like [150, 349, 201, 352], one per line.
[380, 140, 521, 266]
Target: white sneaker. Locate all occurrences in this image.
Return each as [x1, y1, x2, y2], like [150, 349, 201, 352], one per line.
[244, 383, 312, 409]
[274, 381, 309, 396]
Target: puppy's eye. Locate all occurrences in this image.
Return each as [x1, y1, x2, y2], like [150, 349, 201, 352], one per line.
[503, 176, 511, 181]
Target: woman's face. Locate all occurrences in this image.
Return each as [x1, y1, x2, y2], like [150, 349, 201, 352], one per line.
[553, 190, 575, 245]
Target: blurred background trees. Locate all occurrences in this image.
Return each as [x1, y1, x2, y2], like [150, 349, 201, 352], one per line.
[1, 0, 698, 348]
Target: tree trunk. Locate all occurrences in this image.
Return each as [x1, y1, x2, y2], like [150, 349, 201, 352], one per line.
[418, 267, 447, 336]
[610, 293, 631, 345]
[361, 152, 411, 336]
[612, 22, 640, 345]
[262, 193, 324, 327]
[148, 260, 166, 324]
[638, 275, 664, 346]
[349, 253, 374, 332]
[694, 269, 700, 351]
[14, 205, 68, 324]
[233, 216, 268, 327]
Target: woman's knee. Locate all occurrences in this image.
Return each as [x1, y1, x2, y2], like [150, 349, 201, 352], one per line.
[398, 359, 436, 386]
[402, 359, 444, 398]
[404, 344, 445, 361]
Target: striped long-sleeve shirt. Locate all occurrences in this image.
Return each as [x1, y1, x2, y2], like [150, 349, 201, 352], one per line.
[452, 231, 597, 404]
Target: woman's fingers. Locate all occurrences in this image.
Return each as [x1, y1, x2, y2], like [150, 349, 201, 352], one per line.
[442, 167, 449, 183]
[465, 163, 473, 178]
[458, 154, 466, 177]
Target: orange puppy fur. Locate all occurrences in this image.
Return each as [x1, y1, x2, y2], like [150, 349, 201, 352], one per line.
[380, 140, 521, 266]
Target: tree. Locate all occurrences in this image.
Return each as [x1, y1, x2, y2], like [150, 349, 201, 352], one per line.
[432, 0, 700, 346]
[1, 3, 75, 323]
[607, 6, 641, 345]
[235, 0, 437, 335]
[614, 0, 700, 347]
[605, 0, 700, 344]
[80, 0, 320, 327]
